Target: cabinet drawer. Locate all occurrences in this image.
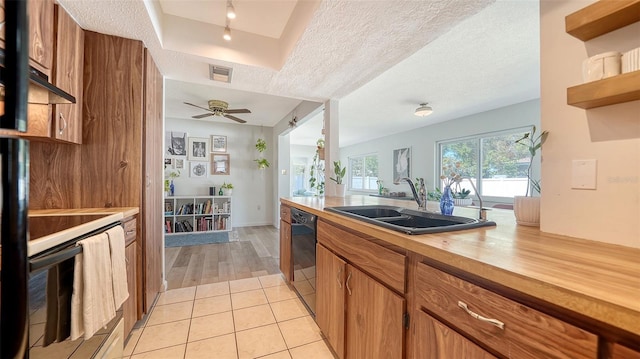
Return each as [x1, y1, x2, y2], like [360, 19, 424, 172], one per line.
[415, 262, 597, 359]
[318, 220, 406, 293]
[123, 218, 137, 246]
[280, 205, 291, 223]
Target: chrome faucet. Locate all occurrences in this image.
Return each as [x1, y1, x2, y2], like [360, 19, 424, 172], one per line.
[402, 178, 427, 211]
[465, 178, 488, 222]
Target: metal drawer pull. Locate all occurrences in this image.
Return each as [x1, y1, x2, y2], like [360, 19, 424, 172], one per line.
[58, 113, 67, 135]
[346, 272, 353, 296]
[457, 301, 505, 330]
[125, 230, 136, 236]
[336, 267, 343, 289]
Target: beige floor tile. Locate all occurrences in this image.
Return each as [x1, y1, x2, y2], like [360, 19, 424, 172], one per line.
[258, 350, 292, 359]
[156, 286, 197, 305]
[230, 277, 262, 293]
[236, 324, 287, 359]
[293, 280, 314, 296]
[193, 294, 232, 317]
[185, 333, 237, 359]
[278, 316, 323, 348]
[301, 266, 316, 280]
[233, 304, 276, 331]
[123, 328, 143, 356]
[231, 289, 268, 309]
[264, 285, 299, 303]
[259, 274, 287, 288]
[130, 344, 186, 359]
[189, 311, 235, 342]
[195, 282, 230, 299]
[133, 319, 190, 354]
[289, 340, 336, 359]
[270, 298, 310, 322]
[147, 301, 194, 326]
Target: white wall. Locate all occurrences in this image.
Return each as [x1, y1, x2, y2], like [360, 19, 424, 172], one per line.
[540, 1, 640, 248]
[340, 100, 541, 196]
[165, 118, 275, 227]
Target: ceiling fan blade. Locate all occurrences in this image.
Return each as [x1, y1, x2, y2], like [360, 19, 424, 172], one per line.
[184, 102, 214, 113]
[224, 114, 247, 124]
[192, 113, 215, 119]
[225, 108, 251, 114]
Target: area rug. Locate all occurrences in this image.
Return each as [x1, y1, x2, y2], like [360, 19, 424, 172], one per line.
[165, 231, 234, 247]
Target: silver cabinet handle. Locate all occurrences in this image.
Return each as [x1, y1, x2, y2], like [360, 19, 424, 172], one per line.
[346, 271, 352, 296]
[125, 230, 136, 236]
[458, 301, 505, 330]
[336, 267, 342, 289]
[58, 112, 67, 135]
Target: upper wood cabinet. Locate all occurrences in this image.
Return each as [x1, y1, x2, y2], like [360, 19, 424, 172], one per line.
[52, 5, 84, 144]
[565, 0, 640, 109]
[27, 0, 54, 76]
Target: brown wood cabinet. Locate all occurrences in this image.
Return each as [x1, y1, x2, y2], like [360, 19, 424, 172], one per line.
[51, 5, 84, 144]
[316, 220, 406, 359]
[279, 205, 292, 282]
[316, 244, 346, 359]
[612, 343, 640, 359]
[123, 217, 137, 338]
[413, 309, 497, 359]
[27, 0, 54, 76]
[82, 31, 163, 315]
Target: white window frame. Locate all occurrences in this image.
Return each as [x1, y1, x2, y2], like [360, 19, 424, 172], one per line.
[348, 153, 379, 193]
[436, 126, 534, 204]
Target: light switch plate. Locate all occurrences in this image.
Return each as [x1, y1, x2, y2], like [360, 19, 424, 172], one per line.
[571, 159, 597, 190]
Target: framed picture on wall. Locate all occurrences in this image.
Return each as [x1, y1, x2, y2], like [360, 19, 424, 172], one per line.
[393, 147, 411, 184]
[188, 137, 209, 161]
[174, 159, 185, 170]
[165, 131, 187, 156]
[212, 154, 230, 175]
[211, 135, 227, 153]
[190, 162, 208, 178]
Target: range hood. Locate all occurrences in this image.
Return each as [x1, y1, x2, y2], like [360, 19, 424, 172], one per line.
[0, 48, 76, 105]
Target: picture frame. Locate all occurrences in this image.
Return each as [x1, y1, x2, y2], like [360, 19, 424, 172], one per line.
[174, 158, 185, 170]
[211, 154, 230, 175]
[211, 135, 227, 153]
[164, 158, 172, 166]
[189, 162, 208, 178]
[188, 137, 209, 161]
[393, 147, 411, 184]
[165, 131, 188, 156]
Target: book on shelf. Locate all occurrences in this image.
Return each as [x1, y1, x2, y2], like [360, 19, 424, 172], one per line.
[165, 220, 172, 233]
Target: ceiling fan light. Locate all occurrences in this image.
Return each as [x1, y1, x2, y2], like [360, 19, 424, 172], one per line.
[226, 2, 236, 19]
[223, 26, 232, 41]
[415, 103, 433, 117]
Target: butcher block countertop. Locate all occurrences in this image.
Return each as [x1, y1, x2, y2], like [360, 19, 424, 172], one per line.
[281, 196, 640, 337]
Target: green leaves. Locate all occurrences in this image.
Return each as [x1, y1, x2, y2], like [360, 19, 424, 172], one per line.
[515, 126, 549, 196]
[330, 161, 346, 184]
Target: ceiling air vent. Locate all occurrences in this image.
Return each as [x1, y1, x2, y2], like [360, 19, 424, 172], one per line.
[209, 65, 233, 83]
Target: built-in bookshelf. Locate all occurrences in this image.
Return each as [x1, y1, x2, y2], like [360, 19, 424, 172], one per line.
[164, 196, 232, 235]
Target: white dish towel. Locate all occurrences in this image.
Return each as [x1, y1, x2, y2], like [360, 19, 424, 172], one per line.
[107, 225, 129, 309]
[70, 232, 116, 340]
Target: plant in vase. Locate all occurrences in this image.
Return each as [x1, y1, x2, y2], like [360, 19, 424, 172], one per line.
[221, 182, 234, 196]
[452, 186, 473, 206]
[164, 170, 180, 196]
[439, 162, 463, 215]
[329, 160, 346, 197]
[513, 126, 549, 226]
[309, 146, 325, 196]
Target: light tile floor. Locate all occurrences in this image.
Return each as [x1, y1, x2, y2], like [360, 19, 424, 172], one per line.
[123, 274, 336, 359]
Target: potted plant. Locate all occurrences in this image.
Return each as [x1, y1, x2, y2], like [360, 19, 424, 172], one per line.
[316, 138, 325, 160]
[513, 126, 549, 226]
[309, 149, 324, 196]
[255, 138, 267, 152]
[255, 158, 270, 169]
[254, 138, 270, 169]
[164, 170, 180, 196]
[329, 160, 347, 197]
[453, 186, 472, 206]
[221, 182, 234, 196]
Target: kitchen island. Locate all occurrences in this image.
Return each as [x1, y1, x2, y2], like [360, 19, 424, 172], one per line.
[281, 195, 640, 358]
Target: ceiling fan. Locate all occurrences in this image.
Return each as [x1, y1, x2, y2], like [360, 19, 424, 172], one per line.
[183, 100, 251, 123]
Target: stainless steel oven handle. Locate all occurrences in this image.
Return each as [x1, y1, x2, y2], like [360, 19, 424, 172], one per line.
[336, 267, 342, 289]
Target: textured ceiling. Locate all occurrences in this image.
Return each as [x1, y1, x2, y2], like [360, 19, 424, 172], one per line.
[58, 0, 539, 147]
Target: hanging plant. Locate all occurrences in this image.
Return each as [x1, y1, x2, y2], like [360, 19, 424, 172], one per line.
[254, 138, 270, 169]
[255, 138, 267, 152]
[255, 158, 270, 169]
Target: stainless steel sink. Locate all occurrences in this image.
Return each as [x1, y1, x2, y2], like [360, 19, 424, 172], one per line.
[324, 205, 496, 235]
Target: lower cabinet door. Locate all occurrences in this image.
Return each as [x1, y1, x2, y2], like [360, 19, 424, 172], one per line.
[345, 265, 404, 359]
[316, 244, 346, 359]
[123, 242, 137, 337]
[414, 310, 497, 359]
[279, 219, 292, 282]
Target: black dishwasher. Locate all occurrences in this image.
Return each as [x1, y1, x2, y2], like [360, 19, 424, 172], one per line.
[290, 208, 317, 316]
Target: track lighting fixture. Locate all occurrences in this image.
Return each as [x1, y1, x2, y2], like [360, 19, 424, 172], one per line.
[226, 1, 236, 19]
[223, 25, 231, 41]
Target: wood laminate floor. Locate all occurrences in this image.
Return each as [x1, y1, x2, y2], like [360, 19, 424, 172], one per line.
[165, 226, 281, 290]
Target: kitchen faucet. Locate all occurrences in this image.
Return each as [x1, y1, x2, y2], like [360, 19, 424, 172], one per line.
[402, 178, 427, 211]
[465, 178, 488, 222]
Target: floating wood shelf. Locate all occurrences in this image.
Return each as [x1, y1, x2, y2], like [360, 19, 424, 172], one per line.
[567, 71, 640, 109]
[565, 0, 640, 41]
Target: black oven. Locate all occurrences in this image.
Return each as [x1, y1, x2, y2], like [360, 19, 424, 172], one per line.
[290, 208, 317, 316]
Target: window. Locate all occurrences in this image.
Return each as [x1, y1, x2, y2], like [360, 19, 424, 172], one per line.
[349, 154, 378, 191]
[437, 127, 532, 200]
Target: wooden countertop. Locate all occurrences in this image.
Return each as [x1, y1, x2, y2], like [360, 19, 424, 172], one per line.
[281, 196, 640, 336]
